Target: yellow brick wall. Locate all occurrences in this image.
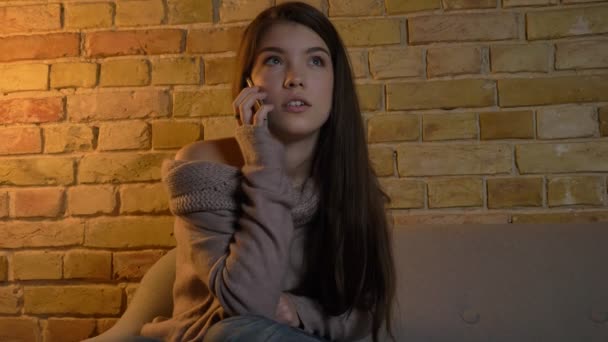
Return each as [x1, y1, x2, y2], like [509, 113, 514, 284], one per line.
[0, 0, 607, 340]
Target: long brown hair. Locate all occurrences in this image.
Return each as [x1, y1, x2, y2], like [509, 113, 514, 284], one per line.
[232, 2, 396, 341]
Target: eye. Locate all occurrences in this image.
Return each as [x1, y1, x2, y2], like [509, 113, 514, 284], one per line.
[311, 56, 324, 66]
[264, 56, 281, 65]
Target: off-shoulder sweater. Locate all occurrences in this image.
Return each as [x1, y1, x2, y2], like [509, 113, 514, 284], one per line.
[139, 125, 372, 342]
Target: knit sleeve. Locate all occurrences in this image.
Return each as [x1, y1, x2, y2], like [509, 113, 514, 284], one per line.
[163, 125, 297, 320]
[284, 292, 373, 341]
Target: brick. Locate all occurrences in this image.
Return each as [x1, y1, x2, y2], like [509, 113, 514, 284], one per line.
[422, 112, 477, 141]
[152, 57, 200, 85]
[600, 107, 608, 137]
[0, 286, 21, 314]
[369, 48, 424, 79]
[367, 114, 419, 143]
[556, 40, 608, 70]
[378, 178, 425, 209]
[0, 63, 48, 93]
[152, 120, 201, 149]
[427, 46, 483, 77]
[397, 144, 511, 176]
[0, 126, 41, 155]
[487, 177, 543, 208]
[168, 0, 212, 24]
[368, 145, 394, 177]
[44, 318, 97, 342]
[537, 106, 597, 139]
[0, 255, 7, 281]
[125, 284, 138, 306]
[491, 44, 551, 73]
[116, 0, 165, 27]
[479, 111, 534, 140]
[329, 0, 383, 16]
[357, 83, 383, 111]
[64, 250, 112, 280]
[97, 318, 119, 334]
[68, 90, 170, 122]
[79, 153, 173, 184]
[85, 216, 176, 248]
[44, 124, 95, 153]
[443, 0, 496, 10]
[67, 185, 116, 216]
[0, 97, 64, 125]
[386, 0, 440, 13]
[348, 50, 368, 78]
[51, 62, 98, 89]
[387, 79, 495, 110]
[277, 0, 323, 9]
[0, 33, 80, 63]
[187, 26, 245, 54]
[24, 286, 122, 315]
[86, 29, 184, 58]
[0, 220, 83, 249]
[205, 56, 237, 85]
[220, 0, 272, 23]
[120, 183, 169, 214]
[548, 176, 604, 207]
[0, 158, 73, 186]
[174, 89, 233, 117]
[100, 59, 150, 87]
[409, 13, 519, 44]
[393, 212, 509, 225]
[13, 251, 62, 280]
[113, 250, 165, 280]
[504, 0, 557, 6]
[12, 187, 64, 218]
[516, 142, 608, 174]
[0, 317, 39, 342]
[512, 211, 608, 224]
[0, 192, 7, 218]
[0, 4, 61, 35]
[65, 2, 113, 29]
[498, 75, 608, 107]
[334, 19, 401, 47]
[527, 6, 608, 40]
[428, 177, 483, 208]
[201, 117, 238, 140]
[97, 120, 151, 151]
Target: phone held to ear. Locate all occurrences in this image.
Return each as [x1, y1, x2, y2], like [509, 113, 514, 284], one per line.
[246, 77, 264, 112]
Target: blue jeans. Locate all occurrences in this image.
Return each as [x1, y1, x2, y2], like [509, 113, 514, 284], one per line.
[203, 314, 328, 342]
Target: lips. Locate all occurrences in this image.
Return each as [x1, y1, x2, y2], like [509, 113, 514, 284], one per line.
[282, 95, 311, 107]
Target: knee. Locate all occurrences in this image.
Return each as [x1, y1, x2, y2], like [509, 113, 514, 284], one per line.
[203, 314, 276, 342]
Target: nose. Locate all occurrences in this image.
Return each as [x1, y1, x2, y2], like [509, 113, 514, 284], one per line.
[283, 67, 304, 89]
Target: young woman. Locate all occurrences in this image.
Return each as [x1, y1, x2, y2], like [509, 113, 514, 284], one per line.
[139, 2, 396, 341]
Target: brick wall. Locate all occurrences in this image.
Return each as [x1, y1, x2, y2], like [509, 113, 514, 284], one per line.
[0, 0, 607, 340]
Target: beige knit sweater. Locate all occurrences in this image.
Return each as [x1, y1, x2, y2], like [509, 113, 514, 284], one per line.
[139, 125, 372, 342]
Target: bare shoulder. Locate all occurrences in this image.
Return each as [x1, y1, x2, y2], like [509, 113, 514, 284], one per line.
[175, 137, 244, 169]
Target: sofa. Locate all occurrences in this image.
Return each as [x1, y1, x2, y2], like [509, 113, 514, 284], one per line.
[86, 223, 608, 341]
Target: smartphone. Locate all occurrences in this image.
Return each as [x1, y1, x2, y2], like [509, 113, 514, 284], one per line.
[246, 77, 264, 112]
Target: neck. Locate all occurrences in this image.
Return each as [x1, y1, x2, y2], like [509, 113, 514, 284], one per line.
[281, 132, 318, 188]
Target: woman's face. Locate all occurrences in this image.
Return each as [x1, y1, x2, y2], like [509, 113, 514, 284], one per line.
[250, 22, 334, 143]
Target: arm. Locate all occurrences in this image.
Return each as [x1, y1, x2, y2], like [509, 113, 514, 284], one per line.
[168, 125, 296, 319]
[284, 292, 373, 342]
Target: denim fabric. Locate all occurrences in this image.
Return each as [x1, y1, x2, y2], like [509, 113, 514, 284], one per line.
[203, 314, 329, 342]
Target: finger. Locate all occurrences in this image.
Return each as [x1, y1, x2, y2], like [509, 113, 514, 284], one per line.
[239, 92, 268, 125]
[231, 86, 258, 114]
[252, 104, 274, 127]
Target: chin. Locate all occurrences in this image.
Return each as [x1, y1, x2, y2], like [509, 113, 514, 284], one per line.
[269, 120, 322, 143]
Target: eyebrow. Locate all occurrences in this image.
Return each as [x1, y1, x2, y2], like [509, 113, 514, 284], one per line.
[257, 46, 331, 57]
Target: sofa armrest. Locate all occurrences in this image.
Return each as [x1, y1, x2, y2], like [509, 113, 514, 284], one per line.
[84, 248, 177, 341]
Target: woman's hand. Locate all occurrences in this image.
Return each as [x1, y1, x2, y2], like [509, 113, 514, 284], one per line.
[275, 293, 301, 328]
[232, 85, 275, 127]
